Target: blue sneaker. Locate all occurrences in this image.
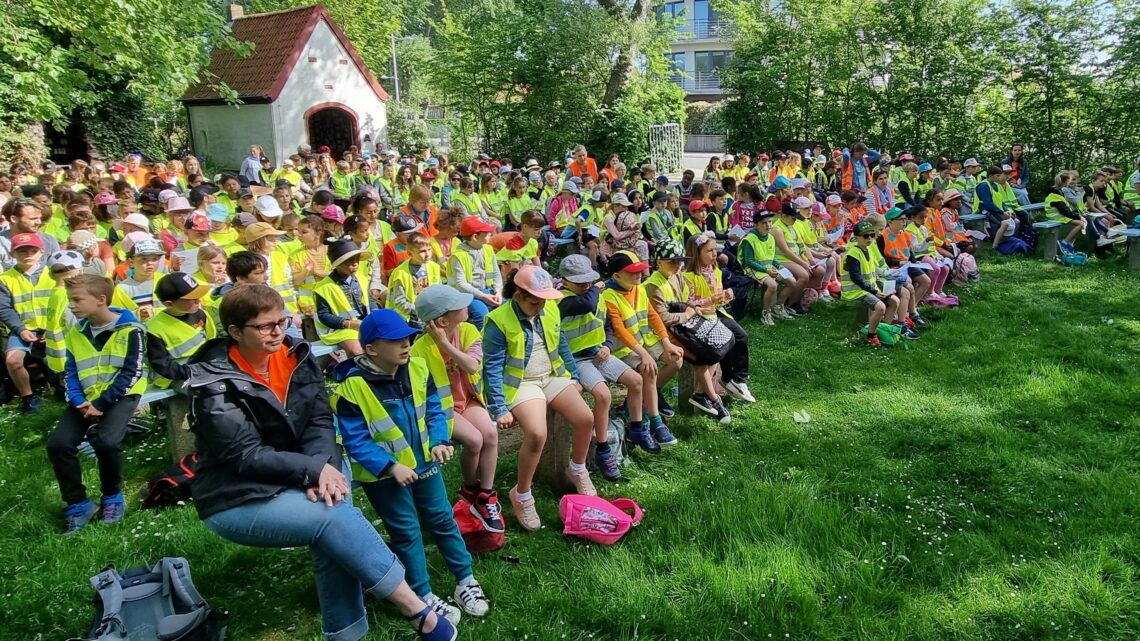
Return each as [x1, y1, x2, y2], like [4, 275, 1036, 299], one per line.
[657, 395, 675, 418]
[63, 500, 97, 536]
[594, 446, 622, 481]
[1059, 240, 1075, 255]
[101, 494, 125, 524]
[623, 427, 661, 455]
[408, 604, 458, 641]
[652, 423, 678, 447]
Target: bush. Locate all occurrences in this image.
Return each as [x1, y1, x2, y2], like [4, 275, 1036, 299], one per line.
[386, 102, 430, 155]
[685, 101, 724, 135]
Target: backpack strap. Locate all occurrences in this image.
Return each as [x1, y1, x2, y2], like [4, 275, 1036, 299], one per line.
[608, 498, 644, 526]
[90, 567, 126, 638]
[161, 557, 207, 610]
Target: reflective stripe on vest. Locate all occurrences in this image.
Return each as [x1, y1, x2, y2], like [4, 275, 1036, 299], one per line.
[331, 358, 431, 482]
[643, 271, 689, 304]
[0, 267, 54, 331]
[600, 286, 655, 358]
[449, 244, 496, 291]
[738, 231, 776, 279]
[483, 301, 568, 406]
[66, 321, 147, 401]
[409, 322, 483, 435]
[839, 245, 876, 300]
[773, 219, 802, 258]
[386, 260, 442, 320]
[268, 250, 298, 312]
[313, 277, 360, 345]
[559, 289, 606, 354]
[683, 268, 731, 319]
[146, 310, 216, 388]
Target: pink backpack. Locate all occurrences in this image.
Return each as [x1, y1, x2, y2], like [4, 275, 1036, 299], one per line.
[559, 495, 643, 544]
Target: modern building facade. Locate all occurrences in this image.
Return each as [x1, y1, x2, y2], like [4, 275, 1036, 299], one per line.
[660, 0, 733, 101]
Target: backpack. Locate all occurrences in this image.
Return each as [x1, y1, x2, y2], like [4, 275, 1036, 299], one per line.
[861, 322, 901, 346]
[559, 495, 643, 545]
[951, 252, 978, 286]
[79, 557, 223, 641]
[1056, 242, 1089, 266]
[453, 499, 505, 554]
[142, 454, 199, 509]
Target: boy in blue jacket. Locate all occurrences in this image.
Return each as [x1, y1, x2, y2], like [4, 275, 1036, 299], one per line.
[47, 275, 147, 535]
[332, 309, 489, 625]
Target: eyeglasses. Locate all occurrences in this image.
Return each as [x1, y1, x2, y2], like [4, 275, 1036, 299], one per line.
[860, 233, 876, 239]
[243, 317, 290, 336]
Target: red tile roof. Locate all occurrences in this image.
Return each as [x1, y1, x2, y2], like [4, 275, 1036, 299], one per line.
[182, 5, 388, 104]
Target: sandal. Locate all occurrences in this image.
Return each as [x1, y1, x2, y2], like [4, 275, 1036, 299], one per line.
[406, 605, 458, 641]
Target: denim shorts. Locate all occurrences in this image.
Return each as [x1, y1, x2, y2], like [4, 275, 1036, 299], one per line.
[6, 331, 39, 352]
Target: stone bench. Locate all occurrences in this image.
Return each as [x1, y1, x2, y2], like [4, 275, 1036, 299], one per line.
[1032, 221, 1063, 262]
[1121, 228, 1140, 271]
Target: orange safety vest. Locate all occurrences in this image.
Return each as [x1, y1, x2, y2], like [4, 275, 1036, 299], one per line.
[940, 207, 968, 243]
[925, 207, 950, 246]
[841, 156, 871, 191]
[399, 203, 440, 237]
[880, 228, 911, 262]
[569, 158, 599, 182]
[867, 186, 894, 215]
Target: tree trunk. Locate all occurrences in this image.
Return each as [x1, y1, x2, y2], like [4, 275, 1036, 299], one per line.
[601, 0, 651, 107]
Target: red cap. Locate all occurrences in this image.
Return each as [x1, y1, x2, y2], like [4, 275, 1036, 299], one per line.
[687, 200, 708, 214]
[11, 232, 43, 251]
[459, 216, 496, 236]
[185, 213, 212, 232]
[608, 250, 650, 273]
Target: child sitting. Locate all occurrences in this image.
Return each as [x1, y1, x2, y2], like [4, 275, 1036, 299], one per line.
[0, 232, 55, 412]
[840, 222, 902, 348]
[333, 309, 490, 624]
[739, 210, 797, 324]
[313, 237, 370, 356]
[558, 254, 650, 481]
[448, 216, 501, 329]
[48, 275, 146, 533]
[387, 232, 442, 323]
[146, 272, 215, 390]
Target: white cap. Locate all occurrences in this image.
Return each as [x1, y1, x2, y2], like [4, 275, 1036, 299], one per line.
[113, 213, 151, 230]
[255, 195, 284, 218]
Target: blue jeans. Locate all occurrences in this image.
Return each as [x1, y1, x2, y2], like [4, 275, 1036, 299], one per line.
[361, 466, 473, 598]
[1011, 185, 1030, 207]
[467, 290, 494, 329]
[204, 489, 405, 641]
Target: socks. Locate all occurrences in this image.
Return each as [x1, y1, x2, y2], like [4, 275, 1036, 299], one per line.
[568, 460, 587, 474]
[515, 489, 533, 502]
[648, 415, 663, 429]
[596, 441, 611, 453]
[101, 493, 124, 505]
[458, 575, 478, 587]
[628, 420, 644, 434]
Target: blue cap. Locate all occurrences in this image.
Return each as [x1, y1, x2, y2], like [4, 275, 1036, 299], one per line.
[206, 203, 229, 222]
[428, 157, 440, 166]
[359, 309, 420, 345]
[655, 175, 669, 185]
[918, 162, 933, 172]
[772, 176, 791, 190]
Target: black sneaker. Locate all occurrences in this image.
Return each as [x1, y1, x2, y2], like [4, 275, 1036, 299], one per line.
[20, 395, 41, 414]
[688, 393, 718, 417]
[712, 398, 731, 425]
[657, 394, 675, 418]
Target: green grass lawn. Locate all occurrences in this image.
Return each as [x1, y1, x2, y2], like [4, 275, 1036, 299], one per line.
[2, 257, 1139, 641]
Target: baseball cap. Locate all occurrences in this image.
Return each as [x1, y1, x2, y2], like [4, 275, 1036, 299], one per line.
[609, 193, 631, 207]
[459, 216, 496, 236]
[158, 189, 178, 204]
[791, 178, 810, 190]
[654, 239, 689, 262]
[206, 203, 230, 222]
[155, 272, 211, 302]
[415, 285, 473, 323]
[755, 209, 775, 222]
[359, 309, 421, 344]
[687, 200, 708, 214]
[559, 254, 600, 284]
[918, 162, 933, 173]
[814, 155, 826, 165]
[561, 181, 580, 195]
[233, 212, 258, 228]
[826, 194, 843, 206]
[792, 196, 813, 210]
[513, 265, 563, 300]
[139, 189, 162, 205]
[186, 213, 212, 232]
[69, 230, 99, 251]
[588, 190, 608, 205]
[963, 158, 980, 168]
[11, 233, 43, 251]
[255, 195, 283, 218]
[1001, 164, 1013, 172]
[899, 153, 915, 162]
[652, 191, 669, 203]
[885, 207, 905, 221]
[320, 205, 346, 225]
[165, 196, 193, 213]
[129, 238, 165, 257]
[113, 213, 151, 230]
[853, 221, 875, 236]
[772, 176, 791, 190]
[94, 191, 118, 206]
[47, 250, 84, 272]
[655, 175, 670, 185]
[240, 222, 286, 245]
[392, 215, 423, 234]
[237, 187, 254, 199]
[275, 178, 294, 188]
[607, 250, 650, 274]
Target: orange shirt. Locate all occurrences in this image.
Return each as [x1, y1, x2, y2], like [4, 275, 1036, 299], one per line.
[229, 344, 298, 404]
[605, 285, 669, 351]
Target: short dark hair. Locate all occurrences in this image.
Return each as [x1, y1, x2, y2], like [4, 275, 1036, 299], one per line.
[520, 210, 545, 229]
[312, 190, 334, 207]
[219, 284, 284, 331]
[987, 165, 1004, 177]
[64, 274, 114, 302]
[226, 251, 268, 281]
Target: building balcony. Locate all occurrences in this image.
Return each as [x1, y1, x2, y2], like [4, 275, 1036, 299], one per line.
[669, 71, 723, 94]
[669, 18, 734, 41]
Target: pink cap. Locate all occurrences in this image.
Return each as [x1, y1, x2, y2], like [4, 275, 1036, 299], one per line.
[321, 205, 346, 224]
[94, 191, 117, 206]
[513, 265, 563, 300]
[826, 194, 843, 206]
[792, 196, 814, 210]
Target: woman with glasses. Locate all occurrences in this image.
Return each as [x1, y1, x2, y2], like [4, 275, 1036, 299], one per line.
[187, 284, 458, 641]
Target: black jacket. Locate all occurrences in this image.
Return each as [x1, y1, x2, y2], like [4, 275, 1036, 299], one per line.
[186, 336, 338, 519]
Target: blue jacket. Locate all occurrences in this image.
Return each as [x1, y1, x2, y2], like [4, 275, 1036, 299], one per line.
[482, 300, 580, 420]
[332, 357, 451, 478]
[557, 286, 616, 358]
[1001, 155, 1030, 189]
[841, 147, 882, 191]
[64, 308, 146, 411]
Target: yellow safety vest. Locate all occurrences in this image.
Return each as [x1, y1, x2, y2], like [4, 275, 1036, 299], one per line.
[267, 248, 298, 313]
[331, 358, 431, 483]
[66, 320, 147, 402]
[599, 286, 657, 359]
[559, 289, 606, 354]
[738, 231, 777, 279]
[145, 310, 217, 388]
[647, 209, 683, 243]
[386, 259, 442, 320]
[448, 244, 496, 291]
[313, 276, 361, 345]
[1125, 171, 1140, 205]
[453, 192, 483, 217]
[409, 322, 483, 425]
[905, 223, 936, 258]
[483, 301, 568, 406]
[0, 267, 55, 332]
[329, 171, 355, 199]
[1043, 192, 1073, 224]
[683, 268, 732, 319]
[839, 244, 876, 301]
[44, 286, 135, 374]
[773, 218, 804, 259]
[643, 270, 690, 306]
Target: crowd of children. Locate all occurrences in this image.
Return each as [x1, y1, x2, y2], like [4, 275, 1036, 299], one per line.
[2, 142, 1138, 635]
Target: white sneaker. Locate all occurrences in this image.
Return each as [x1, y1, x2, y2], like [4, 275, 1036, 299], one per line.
[723, 380, 756, 404]
[1096, 236, 1115, 247]
[772, 305, 794, 320]
[760, 310, 775, 326]
[424, 593, 461, 626]
[454, 580, 490, 617]
[819, 290, 834, 302]
[565, 465, 597, 496]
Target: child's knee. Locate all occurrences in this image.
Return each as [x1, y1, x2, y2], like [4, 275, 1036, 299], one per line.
[5, 349, 25, 369]
[622, 372, 643, 394]
[590, 383, 611, 407]
[873, 301, 886, 314]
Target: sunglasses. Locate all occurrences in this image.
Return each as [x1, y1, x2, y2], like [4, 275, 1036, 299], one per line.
[860, 233, 876, 239]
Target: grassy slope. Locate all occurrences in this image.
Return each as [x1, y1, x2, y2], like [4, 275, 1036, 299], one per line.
[1, 257, 1138, 641]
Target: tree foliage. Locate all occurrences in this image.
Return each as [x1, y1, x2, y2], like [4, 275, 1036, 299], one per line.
[718, 0, 1140, 192]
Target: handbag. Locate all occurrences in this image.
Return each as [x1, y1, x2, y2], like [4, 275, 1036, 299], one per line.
[670, 311, 735, 366]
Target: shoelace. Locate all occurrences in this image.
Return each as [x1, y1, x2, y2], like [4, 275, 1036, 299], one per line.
[457, 583, 487, 605]
[483, 502, 502, 521]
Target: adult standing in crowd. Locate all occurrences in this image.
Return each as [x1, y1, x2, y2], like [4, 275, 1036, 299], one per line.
[1003, 143, 1031, 206]
[567, 145, 599, 183]
[240, 145, 265, 186]
[186, 285, 457, 641]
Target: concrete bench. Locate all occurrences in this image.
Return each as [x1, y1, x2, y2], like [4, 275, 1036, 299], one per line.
[1032, 221, 1063, 262]
[1120, 228, 1140, 270]
[142, 342, 337, 461]
[959, 213, 987, 237]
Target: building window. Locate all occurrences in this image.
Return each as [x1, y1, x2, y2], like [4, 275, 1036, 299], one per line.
[656, 1, 684, 21]
[692, 0, 722, 37]
[666, 52, 686, 75]
[694, 51, 729, 74]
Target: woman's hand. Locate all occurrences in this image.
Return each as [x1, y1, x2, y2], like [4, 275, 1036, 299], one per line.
[307, 463, 350, 506]
[430, 444, 454, 463]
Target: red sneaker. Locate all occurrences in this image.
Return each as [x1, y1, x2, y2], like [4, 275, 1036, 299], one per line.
[458, 484, 479, 506]
[471, 490, 506, 533]
[903, 316, 916, 330]
[866, 335, 883, 347]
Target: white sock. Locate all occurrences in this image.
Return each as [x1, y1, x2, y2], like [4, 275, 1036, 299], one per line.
[457, 575, 478, 587]
[515, 490, 533, 502]
[568, 460, 587, 474]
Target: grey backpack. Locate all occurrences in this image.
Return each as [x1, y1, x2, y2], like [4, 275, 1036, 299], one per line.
[78, 557, 223, 641]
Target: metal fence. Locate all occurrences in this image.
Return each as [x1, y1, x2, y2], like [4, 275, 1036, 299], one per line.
[670, 18, 734, 40]
[668, 71, 723, 93]
[649, 123, 684, 175]
[684, 134, 726, 153]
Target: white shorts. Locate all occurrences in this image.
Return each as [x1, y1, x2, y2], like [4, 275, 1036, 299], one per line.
[621, 341, 665, 369]
[508, 373, 576, 410]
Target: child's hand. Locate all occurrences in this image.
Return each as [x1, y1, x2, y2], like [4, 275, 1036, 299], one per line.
[430, 444, 454, 463]
[593, 346, 610, 362]
[496, 411, 515, 430]
[18, 329, 36, 343]
[390, 464, 419, 487]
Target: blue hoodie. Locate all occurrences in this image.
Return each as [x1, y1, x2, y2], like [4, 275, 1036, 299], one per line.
[64, 307, 146, 411]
